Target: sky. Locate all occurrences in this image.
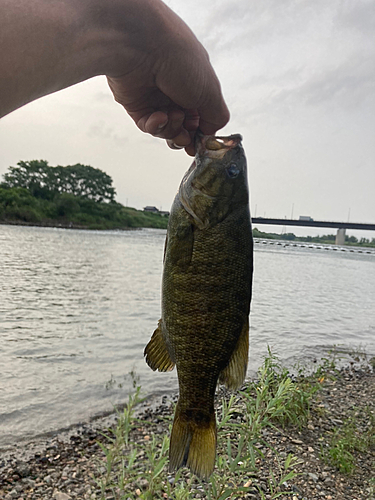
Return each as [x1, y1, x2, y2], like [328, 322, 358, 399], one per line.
[1, 0, 374, 239]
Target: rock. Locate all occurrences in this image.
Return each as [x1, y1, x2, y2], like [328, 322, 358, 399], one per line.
[14, 462, 30, 478]
[138, 478, 149, 490]
[308, 472, 319, 482]
[53, 492, 72, 500]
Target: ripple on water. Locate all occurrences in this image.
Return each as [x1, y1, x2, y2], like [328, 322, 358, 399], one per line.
[0, 225, 374, 447]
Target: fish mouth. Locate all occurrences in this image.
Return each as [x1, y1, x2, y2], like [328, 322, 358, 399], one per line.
[179, 132, 244, 228]
[195, 132, 243, 159]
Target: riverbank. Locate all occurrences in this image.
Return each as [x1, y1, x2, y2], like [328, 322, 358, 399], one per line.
[1, 357, 374, 500]
[0, 187, 168, 230]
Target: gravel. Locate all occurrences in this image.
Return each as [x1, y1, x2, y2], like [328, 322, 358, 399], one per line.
[1, 366, 374, 500]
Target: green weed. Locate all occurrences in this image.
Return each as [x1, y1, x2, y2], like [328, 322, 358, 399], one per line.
[321, 406, 375, 474]
[94, 349, 332, 499]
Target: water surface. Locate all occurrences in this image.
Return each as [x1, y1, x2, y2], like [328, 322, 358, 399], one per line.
[1, 225, 374, 448]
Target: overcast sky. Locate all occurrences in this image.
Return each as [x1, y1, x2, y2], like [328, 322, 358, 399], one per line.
[1, 0, 374, 239]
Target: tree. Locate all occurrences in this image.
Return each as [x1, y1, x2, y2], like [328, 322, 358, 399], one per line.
[1, 160, 51, 198]
[345, 235, 358, 244]
[1, 160, 116, 202]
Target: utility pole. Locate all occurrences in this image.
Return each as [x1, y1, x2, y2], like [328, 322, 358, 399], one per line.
[291, 203, 294, 220]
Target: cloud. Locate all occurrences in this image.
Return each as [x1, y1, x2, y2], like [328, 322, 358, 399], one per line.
[336, 0, 375, 35]
[87, 121, 129, 148]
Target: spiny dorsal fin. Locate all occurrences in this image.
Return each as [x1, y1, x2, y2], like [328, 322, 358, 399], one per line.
[144, 320, 175, 372]
[218, 318, 249, 390]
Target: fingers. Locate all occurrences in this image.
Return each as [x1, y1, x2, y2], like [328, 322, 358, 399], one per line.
[198, 94, 230, 136]
[166, 140, 184, 150]
[136, 108, 200, 155]
[184, 142, 196, 157]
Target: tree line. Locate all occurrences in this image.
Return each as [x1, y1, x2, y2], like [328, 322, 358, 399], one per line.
[252, 227, 375, 247]
[1, 160, 115, 202]
[0, 160, 168, 230]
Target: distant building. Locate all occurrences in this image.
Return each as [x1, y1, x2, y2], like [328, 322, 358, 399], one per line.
[143, 206, 169, 217]
[143, 206, 159, 213]
[299, 216, 314, 221]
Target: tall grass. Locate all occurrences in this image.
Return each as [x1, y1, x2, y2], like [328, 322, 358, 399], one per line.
[94, 349, 329, 499]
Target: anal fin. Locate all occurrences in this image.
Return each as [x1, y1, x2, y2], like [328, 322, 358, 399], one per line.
[219, 318, 249, 390]
[144, 320, 175, 372]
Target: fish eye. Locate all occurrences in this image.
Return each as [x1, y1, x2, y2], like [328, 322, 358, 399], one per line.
[226, 163, 240, 178]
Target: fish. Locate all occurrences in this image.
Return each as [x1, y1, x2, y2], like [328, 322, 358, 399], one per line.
[144, 133, 253, 479]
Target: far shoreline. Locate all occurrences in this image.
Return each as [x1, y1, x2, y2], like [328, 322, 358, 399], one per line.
[0, 219, 165, 232]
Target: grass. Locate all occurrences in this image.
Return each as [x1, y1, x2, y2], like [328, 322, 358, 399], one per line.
[93, 349, 328, 499]
[320, 406, 375, 474]
[93, 348, 374, 499]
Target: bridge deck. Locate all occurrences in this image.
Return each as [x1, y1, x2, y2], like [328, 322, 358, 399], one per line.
[251, 218, 375, 231]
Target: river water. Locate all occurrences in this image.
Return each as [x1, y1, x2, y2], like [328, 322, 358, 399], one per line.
[1, 224, 374, 449]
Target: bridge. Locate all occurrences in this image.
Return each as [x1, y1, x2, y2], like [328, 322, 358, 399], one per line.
[251, 218, 375, 245]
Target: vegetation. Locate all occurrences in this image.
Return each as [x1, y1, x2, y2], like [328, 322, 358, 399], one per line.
[321, 406, 375, 475]
[2, 160, 116, 201]
[91, 349, 375, 499]
[94, 350, 328, 500]
[0, 160, 168, 230]
[252, 227, 375, 247]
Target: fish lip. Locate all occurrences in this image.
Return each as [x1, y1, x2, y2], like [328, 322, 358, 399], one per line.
[195, 132, 243, 159]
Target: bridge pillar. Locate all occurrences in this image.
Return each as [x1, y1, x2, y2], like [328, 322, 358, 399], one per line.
[336, 228, 346, 245]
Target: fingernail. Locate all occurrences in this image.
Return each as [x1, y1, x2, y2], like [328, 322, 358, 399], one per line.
[167, 140, 185, 150]
[156, 120, 168, 131]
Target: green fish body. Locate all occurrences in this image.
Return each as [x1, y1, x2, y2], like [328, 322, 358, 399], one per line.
[144, 133, 253, 478]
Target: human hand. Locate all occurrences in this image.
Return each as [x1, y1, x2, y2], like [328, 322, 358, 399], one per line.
[106, 0, 229, 156]
[0, 0, 229, 156]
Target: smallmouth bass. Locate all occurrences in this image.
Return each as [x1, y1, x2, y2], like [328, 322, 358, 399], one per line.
[144, 133, 253, 478]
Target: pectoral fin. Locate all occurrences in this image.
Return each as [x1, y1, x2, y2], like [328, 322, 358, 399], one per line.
[219, 318, 249, 390]
[144, 320, 175, 372]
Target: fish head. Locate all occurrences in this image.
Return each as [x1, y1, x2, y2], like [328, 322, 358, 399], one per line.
[179, 133, 248, 228]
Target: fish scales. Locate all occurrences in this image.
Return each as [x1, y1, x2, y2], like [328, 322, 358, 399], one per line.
[144, 133, 253, 479]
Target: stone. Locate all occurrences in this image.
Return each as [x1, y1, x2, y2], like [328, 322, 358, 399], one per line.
[44, 474, 52, 484]
[308, 472, 319, 482]
[138, 479, 149, 490]
[53, 492, 72, 500]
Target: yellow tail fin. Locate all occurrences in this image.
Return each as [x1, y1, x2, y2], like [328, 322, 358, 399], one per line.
[169, 403, 216, 479]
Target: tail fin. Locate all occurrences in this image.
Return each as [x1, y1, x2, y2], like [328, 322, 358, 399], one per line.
[169, 403, 216, 479]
